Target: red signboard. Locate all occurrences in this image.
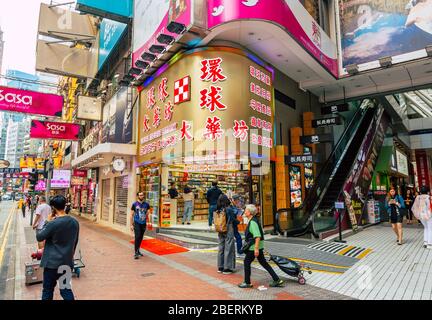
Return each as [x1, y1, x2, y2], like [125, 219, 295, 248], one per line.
[30, 120, 80, 141]
[415, 150, 431, 189]
[73, 169, 88, 177]
[0, 86, 63, 117]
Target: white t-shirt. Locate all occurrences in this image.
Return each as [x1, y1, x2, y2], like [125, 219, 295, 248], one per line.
[35, 203, 51, 230]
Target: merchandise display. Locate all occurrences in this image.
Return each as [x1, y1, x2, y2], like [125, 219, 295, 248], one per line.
[139, 166, 161, 224]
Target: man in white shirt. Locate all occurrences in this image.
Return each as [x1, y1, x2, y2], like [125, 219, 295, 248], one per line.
[32, 196, 52, 249]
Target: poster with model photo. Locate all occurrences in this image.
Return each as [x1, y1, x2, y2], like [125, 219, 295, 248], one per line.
[101, 100, 110, 143]
[290, 166, 302, 208]
[169, 0, 187, 23]
[114, 86, 133, 144]
[339, 0, 432, 67]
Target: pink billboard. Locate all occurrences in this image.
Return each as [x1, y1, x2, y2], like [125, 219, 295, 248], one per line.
[0, 86, 63, 117]
[132, 0, 192, 68]
[207, 0, 338, 77]
[30, 120, 81, 141]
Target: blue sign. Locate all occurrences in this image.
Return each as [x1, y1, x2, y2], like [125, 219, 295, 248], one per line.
[76, 0, 132, 22]
[98, 19, 127, 71]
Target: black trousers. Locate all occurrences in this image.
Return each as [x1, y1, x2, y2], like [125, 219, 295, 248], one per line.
[21, 205, 26, 218]
[244, 249, 279, 284]
[134, 222, 146, 253]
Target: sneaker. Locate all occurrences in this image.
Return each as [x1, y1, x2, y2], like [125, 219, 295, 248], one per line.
[238, 282, 253, 288]
[222, 269, 233, 274]
[134, 254, 139, 259]
[269, 279, 285, 287]
[236, 253, 245, 258]
[182, 222, 185, 225]
[217, 268, 223, 273]
[137, 251, 144, 257]
[187, 222, 191, 225]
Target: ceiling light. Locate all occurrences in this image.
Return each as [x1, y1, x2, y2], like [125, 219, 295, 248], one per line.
[167, 21, 186, 34]
[135, 60, 149, 69]
[141, 52, 157, 62]
[379, 56, 393, 68]
[128, 67, 142, 76]
[157, 34, 175, 45]
[149, 45, 166, 54]
[346, 63, 359, 75]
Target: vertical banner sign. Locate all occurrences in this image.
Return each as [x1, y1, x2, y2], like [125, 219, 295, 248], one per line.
[416, 150, 431, 188]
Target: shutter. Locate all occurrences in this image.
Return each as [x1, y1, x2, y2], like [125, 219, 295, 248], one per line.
[101, 179, 110, 221]
[114, 176, 128, 226]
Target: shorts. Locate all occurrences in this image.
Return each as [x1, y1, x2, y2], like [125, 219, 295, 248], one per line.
[390, 211, 403, 224]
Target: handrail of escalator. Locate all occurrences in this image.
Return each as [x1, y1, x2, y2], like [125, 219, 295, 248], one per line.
[278, 100, 371, 237]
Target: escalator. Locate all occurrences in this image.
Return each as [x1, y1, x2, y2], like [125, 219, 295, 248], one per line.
[277, 100, 386, 237]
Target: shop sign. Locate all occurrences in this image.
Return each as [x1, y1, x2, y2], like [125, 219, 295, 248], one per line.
[312, 116, 342, 128]
[35, 180, 46, 191]
[0, 85, 63, 117]
[71, 176, 87, 186]
[73, 169, 88, 177]
[19, 158, 44, 170]
[98, 19, 128, 71]
[0, 168, 20, 174]
[415, 150, 430, 188]
[138, 48, 274, 164]
[184, 163, 241, 172]
[76, 0, 133, 22]
[51, 170, 71, 189]
[285, 154, 320, 164]
[321, 104, 349, 115]
[30, 120, 81, 141]
[300, 134, 333, 145]
[77, 96, 103, 121]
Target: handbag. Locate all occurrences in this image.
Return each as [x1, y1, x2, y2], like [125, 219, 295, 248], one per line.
[240, 238, 255, 254]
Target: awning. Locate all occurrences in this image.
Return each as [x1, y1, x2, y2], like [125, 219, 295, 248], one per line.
[71, 143, 137, 169]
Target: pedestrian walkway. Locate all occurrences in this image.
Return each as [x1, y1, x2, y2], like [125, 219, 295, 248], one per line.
[307, 242, 372, 259]
[14, 211, 351, 300]
[305, 224, 432, 300]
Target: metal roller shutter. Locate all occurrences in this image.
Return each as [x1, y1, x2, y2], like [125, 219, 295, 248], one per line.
[101, 179, 110, 221]
[114, 176, 128, 226]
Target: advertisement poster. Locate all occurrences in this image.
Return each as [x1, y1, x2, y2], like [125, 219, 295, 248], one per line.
[0, 85, 63, 117]
[20, 157, 45, 169]
[51, 170, 71, 189]
[339, 0, 432, 68]
[30, 120, 81, 141]
[35, 180, 46, 191]
[207, 0, 338, 77]
[101, 87, 133, 144]
[98, 19, 127, 71]
[396, 149, 409, 176]
[289, 165, 302, 208]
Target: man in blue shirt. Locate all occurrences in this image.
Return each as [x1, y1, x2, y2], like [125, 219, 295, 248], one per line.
[130, 192, 151, 259]
[206, 182, 222, 230]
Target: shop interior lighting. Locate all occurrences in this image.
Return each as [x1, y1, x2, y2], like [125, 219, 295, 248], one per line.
[149, 45, 166, 54]
[167, 21, 186, 34]
[157, 34, 175, 45]
[128, 67, 142, 76]
[346, 63, 359, 75]
[141, 52, 157, 62]
[426, 45, 432, 57]
[135, 60, 149, 69]
[379, 56, 393, 68]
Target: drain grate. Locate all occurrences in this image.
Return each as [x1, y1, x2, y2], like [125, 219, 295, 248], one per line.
[141, 273, 155, 278]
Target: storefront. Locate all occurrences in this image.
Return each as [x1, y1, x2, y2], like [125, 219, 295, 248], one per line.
[137, 47, 275, 229]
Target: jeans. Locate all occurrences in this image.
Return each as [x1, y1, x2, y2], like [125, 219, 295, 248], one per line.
[42, 267, 75, 300]
[209, 204, 217, 226]
[183, 201, 193, 223]
[421, 219, 432, 245]
[243, 249, 279, 284]
[134, 222, 146, 253]
[232, 223, 243, 254]
[217, 223, 236, 270]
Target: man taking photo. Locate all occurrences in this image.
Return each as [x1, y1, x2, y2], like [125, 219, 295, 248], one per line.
[131, 192, 151, 259]
[36, 195, 79, 300]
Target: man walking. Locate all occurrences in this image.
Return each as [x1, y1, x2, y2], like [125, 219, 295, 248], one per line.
[232, 194, 244, 256]
[36, 195, 79, 300]
[206, 182, 222, 230]
[130, 192, 151, 259]
[32, 196, 51, 249]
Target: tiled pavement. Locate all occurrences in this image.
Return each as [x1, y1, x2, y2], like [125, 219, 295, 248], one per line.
[15, 212, 351, 300]
[304, 224, 432, 300]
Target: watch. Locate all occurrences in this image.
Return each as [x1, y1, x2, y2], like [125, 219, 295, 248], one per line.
[112, 158, 126, 172]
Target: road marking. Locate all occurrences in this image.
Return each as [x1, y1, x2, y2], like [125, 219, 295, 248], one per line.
[0, 205, 15, 267]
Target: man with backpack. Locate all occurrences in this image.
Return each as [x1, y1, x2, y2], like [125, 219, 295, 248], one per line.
[412, 186, 432, 249]
[206, 182, 222, 230]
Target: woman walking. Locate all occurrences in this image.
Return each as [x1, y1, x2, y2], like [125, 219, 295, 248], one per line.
[238, 204, 284, 288]
[182, 186, 194, 225]
[215, 194, 236, 274]
[412, 186, 432, 248]
[385, 187, 406, 245]
[405, 189, 415, 224]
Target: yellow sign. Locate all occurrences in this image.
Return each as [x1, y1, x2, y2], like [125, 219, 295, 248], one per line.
[137, 47, 274, 164]
[20, 157, 45, 169]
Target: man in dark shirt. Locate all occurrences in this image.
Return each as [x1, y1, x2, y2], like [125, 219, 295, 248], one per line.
[168, 182, 179, 199]
[206, 182, 223, 229]
[131, 192, 151, 259]
[36, 195, 79, 300]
